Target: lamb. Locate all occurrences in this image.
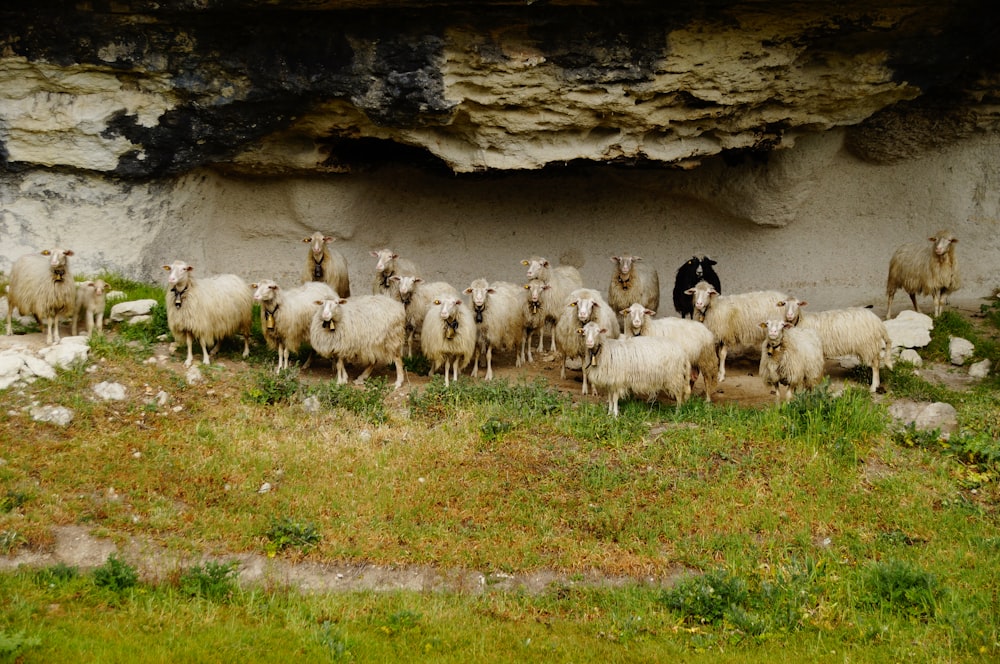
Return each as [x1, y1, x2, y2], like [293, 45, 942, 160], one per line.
[607, 254, 659, 325]
[521, 278, 551, 363]
[5, 248, 76, 344]
[309, 294, 406, 388]
[371, 248, 419, 297]
[684, 280, 787, 383]
[302, 231, 350, 297]
[464, 278, 527, 379]
[778, 297, 893, 393]
[578, 321, 691, 417]
[71, 278, 108, 336]
[673, 255, 722, 319]
[621, 303, 720, 402]
[421, 293, 476, 387]
[521, 256, 583, 352]
[758, 319, 825, 403]
[252, 279, 336, 372]
[554, 287, 620, 394]
[163, 260, 254, 367]
[885, 230, 960, 319]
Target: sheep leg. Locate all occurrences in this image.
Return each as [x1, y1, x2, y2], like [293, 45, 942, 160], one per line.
[443, 360, 451, 387]
[199, 338, 213, 365]
[182, 334, 195, 367]
[885, 291, 895, 320]
[336, 358, 348, 385]
[95, 311, 103, 335]
[302, 352, 313, 370]
[392, 356, 405, 389]
[71, 311, 80, 336]
[933, 291, 944, 318]
[470, 348, 480, 378]
[870, 361, 880, 394]
[908, 292, 920, 314]
[717, 345, 728, 383]
[485, 346, 493, 381]
[354, 364, 374, 385]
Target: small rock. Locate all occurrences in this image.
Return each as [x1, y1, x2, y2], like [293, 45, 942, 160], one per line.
[885, 310, 933, 349]
[898, 348, 923, 366]
[969, 359, 991, 379]
[110, 298, 158, 323]
[949, 336, 974, 365]
[185, 366, 203, 384]
[258, 482, 272, 494]
[888, 400, 958, 434]
[93, 381, 127, 401]
[301, 395, 321, 413]
[30, 405, 74, 427]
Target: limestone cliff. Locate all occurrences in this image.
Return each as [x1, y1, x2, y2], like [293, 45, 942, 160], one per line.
[2, 1, 997, 176]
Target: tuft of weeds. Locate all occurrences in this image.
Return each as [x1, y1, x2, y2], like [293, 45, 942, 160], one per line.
[662, 568, 750, 625]
[178, 560, 240, 602]
[309, 377, 390, 424]
[0, 530, 23, 555]
[265, 517, 322, 557]
[0, 630, 41, 660]
[883, 361, 957, 403]
[242, 366, 302, 405]
[32, 563, 79, 588]
[557, 399, 649, 445]
[856, 559, 945, 619]
[779, 382, 886, 461]
[402, 352, 432, 376]
[92, 554, 139, 592]
[0, 490, 31, 513]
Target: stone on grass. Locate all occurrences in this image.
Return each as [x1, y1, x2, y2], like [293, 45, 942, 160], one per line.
[898, 348, 923, 366]
[93, 381, 127, 401]
[969, 359, 991, 379]
[110, 299, 158, 323]
[949, 336, 974, 365]
[884, 310, 933, 350]
[30, 405, 74, 427]
[888, 400, 958, 434]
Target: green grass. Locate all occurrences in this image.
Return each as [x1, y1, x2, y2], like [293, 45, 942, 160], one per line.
[2, 283, 1000, 660]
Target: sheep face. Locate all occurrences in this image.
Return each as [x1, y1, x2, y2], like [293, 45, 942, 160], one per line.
[612, 255, 640, 277]
[761, 319, 792, 347]
[524, 280, 549, 305]
[252, 280, 279, 304]
[393, 275, 421, 305]
[164, 261, 194, 288]
[41, 249, 74, 281]
[317, 298, 347, 330]
[622, 303, 654, 336]
[305, 232, 331, 260]
[930, 232, 957, 256]
[465, 279, 492, 308]
[522, 257, 549, 280]
[574, 296, 599, 324]
[684, 281, 717, 315]
[777, 298, 807, 325]
[372, 249, 397, 274]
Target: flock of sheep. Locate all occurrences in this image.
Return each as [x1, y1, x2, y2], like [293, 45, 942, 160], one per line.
[4, 229, 961, 415]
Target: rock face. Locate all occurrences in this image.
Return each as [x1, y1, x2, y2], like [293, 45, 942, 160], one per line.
[1, 1, 999, 309]
[1, 2, 997, 176]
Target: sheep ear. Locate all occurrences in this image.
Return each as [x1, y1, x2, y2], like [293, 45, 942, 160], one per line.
[521, 259, 529, 266]
[487, 288, 496, 294]
[633, 256, 643, 262]
[799, 300, 808, 307]
[389, 275, 400, 283]
[163, 265, 172, 271]
[303, 237, 312, 243]
[313, 300, 324, 306]
[463, 287, 473, 294]
[186, 265, 194, 272]
[270, 284, 278, 291]
[618, 308, 629, 315]
[951, 238, 958, 243]
[250, 283, 258, 289]
[323, 236, 333, 243]
[683, 287, 695, 295]
[928, 236, 937, 242]
[542, 284, 551, 291]
[83, 280, 94, 287]
[645, 308, 655, 316]
[414, 277, 424, 284]
[541, 259, 550, 267]
[600, 327, 607, 334]
[611, 256, 620, 262]
[783, 321, 793, 329]
[776, 301, 785, 307]
[64, 250, 74, 256]
[338, 298, 347, 304]
[370, 250, 379, 257]
[760, 322, 768, 329]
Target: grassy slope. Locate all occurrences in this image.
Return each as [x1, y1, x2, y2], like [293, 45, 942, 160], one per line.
[1, 281, 998, 662]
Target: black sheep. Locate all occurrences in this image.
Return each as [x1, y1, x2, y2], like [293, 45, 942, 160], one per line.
[672, 256, 722, 318]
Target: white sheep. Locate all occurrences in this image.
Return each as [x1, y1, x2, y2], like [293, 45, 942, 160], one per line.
[371, 248, 419, 297]
[621, 303, 720, 402]
[464, 278, 527, 379]
[309, 294, 406, 388]
[421, 293, 476, 387]
[521, 278, 551, 363]
[607, 254, 659, 325]
[252, 279, 336, 372]
[555, 287, 620, 394]
[777, 297, 893, 393]
[885, 230, 960, 319]
[5, 248, 76, 345]
[684, 280, 787, 383]
[392, 275, 460, 356]
[302, 231, 351, 297]
[163, 260, 254, 367]
[71, 278, 108, 336]
[578, 321, 691, 417]
[521, 256, 583, 352]
[758, 319, 825, 403]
